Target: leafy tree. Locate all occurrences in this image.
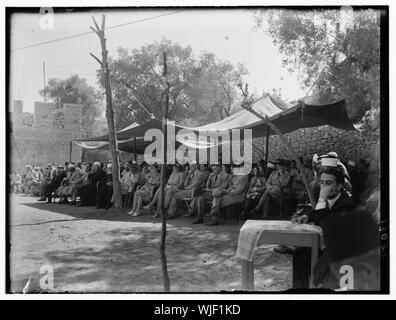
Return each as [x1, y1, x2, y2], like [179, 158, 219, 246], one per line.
[40, 74, 105, 136]
[100, 39, 248, 130]
[253, 8, 380, 122]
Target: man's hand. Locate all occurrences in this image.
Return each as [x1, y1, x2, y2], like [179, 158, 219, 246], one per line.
[291, 214, 308, 224]
[319, 185, 332, 201]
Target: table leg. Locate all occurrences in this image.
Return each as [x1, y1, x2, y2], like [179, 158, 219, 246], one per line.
[241, 260, 254, 291]
[309, 235, 320, 288]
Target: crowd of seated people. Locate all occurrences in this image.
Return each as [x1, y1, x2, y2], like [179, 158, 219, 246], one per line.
[11, 151, 381, 290]
[12, 150, 379, 229]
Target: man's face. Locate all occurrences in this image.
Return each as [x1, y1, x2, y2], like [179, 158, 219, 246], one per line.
[212, 165, 220, 174]
[319, 173, 342, 199]
[190, 164, 197, 172]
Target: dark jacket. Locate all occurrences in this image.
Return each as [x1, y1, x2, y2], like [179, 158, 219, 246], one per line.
[308, 190, 357, 287]
[50, 171, 67, 189]
[307, 190, 356, 228]
[91, 169, 107, 187]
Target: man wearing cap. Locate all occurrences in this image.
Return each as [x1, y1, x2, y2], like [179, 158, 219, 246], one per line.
[166, 163, 209, 219]
[205, 165, 250, 226]
[319, 152, 352, 190]
[291, 166, 357, 288]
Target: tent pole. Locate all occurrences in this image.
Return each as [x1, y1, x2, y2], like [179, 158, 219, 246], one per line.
[265, 125, 269, 166]
[69, 141, 72, 163]
[133, 137, 137, 161]
[242, 107, 316, 208]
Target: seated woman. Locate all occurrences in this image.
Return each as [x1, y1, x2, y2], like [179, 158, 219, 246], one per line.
[143, 164, 186, 218]
[128, 164, 160, 216]
[240, 165, 266, 219]
[121, 165, 141, 207]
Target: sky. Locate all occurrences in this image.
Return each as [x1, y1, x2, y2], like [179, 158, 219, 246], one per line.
[9, 8, 307, 114]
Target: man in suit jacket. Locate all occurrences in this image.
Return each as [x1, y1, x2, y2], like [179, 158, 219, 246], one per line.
[193, 164, 229, 224]
[291, 166, 356, 288]
[166, 164, 209, 219]
[205, 166, 250, 226]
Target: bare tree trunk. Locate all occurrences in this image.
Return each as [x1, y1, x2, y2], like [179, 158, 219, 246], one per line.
[90, 15, 122, 208]
[159, 52, 171, 292]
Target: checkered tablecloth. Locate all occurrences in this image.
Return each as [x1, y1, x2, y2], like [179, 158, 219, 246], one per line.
[235, 220, 323, 261]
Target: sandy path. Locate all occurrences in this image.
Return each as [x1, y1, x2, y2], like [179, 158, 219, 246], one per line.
[8, 194, 292, 293]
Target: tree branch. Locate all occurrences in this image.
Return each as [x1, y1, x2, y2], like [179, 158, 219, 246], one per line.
[90, 53, 103, 67]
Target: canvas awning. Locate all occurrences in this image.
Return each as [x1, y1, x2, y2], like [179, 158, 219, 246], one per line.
[73, 94, 355, 153]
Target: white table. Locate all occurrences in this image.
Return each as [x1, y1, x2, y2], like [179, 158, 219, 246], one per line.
[236, 220, 321, 290]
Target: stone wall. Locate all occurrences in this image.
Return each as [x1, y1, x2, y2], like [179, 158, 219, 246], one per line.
[10, 100, 83, 172]
[252, 123, 380, 165]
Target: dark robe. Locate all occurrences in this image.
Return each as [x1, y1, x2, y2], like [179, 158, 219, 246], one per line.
[293, 190, 356, 289]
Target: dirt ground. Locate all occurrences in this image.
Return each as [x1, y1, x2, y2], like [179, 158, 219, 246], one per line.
[8, 194, 292, 293]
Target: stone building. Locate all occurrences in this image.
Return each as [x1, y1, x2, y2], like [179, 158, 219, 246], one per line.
[10, 100, 83, 172]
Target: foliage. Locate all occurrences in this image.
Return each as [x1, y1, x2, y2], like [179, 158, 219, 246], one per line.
[98, 39, 248, 130]
[40, 74, 105, 136]
[254, 8, 380, 122]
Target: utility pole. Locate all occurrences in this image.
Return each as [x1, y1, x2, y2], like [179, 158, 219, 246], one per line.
[90, 15, 122, 208]
[43, 61, 47, 102]
[159, 51, 171, 292]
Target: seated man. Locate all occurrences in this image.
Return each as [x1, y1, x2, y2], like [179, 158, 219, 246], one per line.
[43, 166, 67, 203]
[96, 163, 114, 209]
[76, 161, 107, 207]
[249, 159, 292, 217]
[56, 163, 82, 204]
[291, 164, 356, 289]
[193, 164, 230, 224]
[205, 165, 250, 226]
[319, 152, 352, 192]
[166, 163, 209, 219]
[38, 165, 53, 201]
[72, 162, 92, 206]
[240, 164, 267, 219]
